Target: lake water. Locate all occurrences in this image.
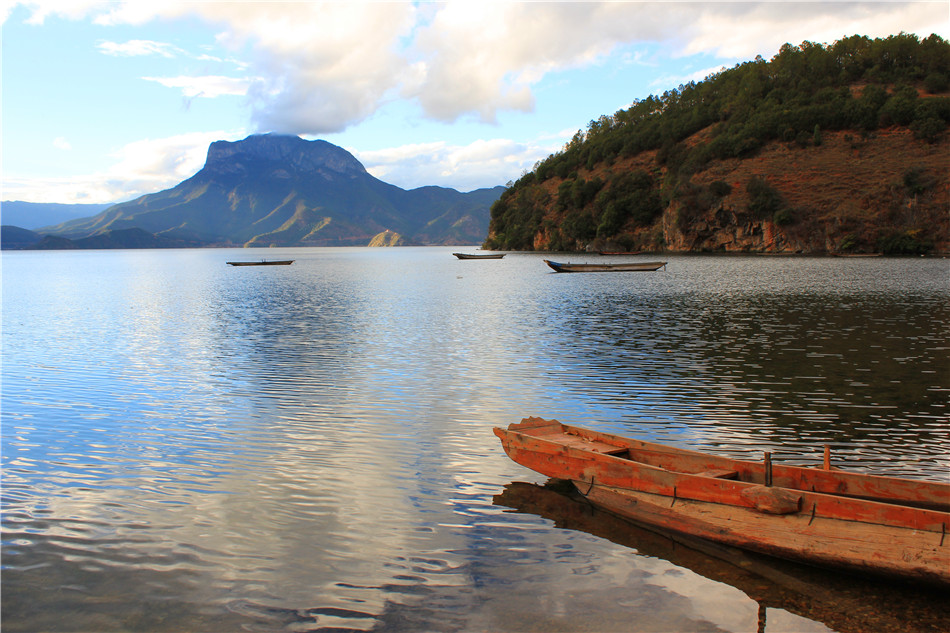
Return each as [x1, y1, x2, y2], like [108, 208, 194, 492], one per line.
[2, 247, 948, 633]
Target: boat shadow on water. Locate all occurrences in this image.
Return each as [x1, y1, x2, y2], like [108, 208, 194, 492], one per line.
[494, 480, 950, 633]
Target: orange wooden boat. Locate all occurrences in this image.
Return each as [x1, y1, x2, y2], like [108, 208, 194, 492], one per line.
[494, 417, 950, 585]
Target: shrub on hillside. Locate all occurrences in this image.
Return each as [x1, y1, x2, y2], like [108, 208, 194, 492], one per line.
[746, 177, 785, 219]
[709, 180, 732, 198]
[562, 209, 597, 243]
[878, 230, 933, 254]
[903, 167, 936, 195]
[911, 117, 947, 143]
[773, 208, 797, 226]
[924, 72, 949, 94]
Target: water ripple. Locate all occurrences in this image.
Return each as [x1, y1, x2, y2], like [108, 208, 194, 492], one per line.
[2, 249, 948, 632]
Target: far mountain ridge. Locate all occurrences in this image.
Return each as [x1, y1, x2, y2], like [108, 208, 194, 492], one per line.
[31, 134, 503, 248]
[1, 201, 114, 230]
[1, 225, 43, 249]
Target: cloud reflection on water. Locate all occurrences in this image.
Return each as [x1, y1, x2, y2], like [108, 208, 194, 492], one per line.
[2, 248, 947, 632]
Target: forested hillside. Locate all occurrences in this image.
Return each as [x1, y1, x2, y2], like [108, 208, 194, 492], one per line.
[485, 34, 950, 254]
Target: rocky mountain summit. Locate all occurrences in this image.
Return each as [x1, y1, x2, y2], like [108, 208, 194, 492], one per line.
[202, 135, 368, 180]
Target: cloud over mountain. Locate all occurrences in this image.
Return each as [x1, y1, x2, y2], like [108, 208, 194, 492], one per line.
[18, 1, 947, 136]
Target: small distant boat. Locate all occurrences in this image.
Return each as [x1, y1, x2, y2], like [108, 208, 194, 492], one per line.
[544, 259, 666, 273]
[494, 417, 950, 585]
[453, 252, 505, 259]
[226, 260, 294, 266]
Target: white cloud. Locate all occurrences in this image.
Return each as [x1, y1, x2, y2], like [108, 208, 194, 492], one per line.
[97, 38, 183, 58]
[53, 136, 71, 150]
[3, 173, 133, 205]
[142, 75, 252, 99]
[107, 131, 237, 182]
[11, 1, 947, 136]
[226, 2, 420, 135]
[408, 2, 644, 123]
[3, 130, 244, 204]
[650, 64, 729, 90]
[677, 2, 950, 59]
[90, 0, 182, 26]
[5, 130, 559, 204]
[84, 2, 419, 134]
[10, 0, 108, 25]
[141, 2, 950, 132]
[353, 137, 561, 192]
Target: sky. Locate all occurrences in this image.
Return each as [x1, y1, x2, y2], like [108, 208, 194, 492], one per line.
[2, 1, 947, 204]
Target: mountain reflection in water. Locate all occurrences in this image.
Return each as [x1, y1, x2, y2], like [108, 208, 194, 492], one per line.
[494, 480, 950, 633]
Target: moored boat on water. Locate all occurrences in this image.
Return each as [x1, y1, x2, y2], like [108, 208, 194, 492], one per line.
[226, 260, 294, 266]
[494, 417, 950, 584]
[544, 259, 666, 272]
[453, 252, 505, 259]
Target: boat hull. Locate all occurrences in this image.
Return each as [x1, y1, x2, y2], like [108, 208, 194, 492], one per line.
[544, 259, 666, 272]
[453, 253, 505, 259]
[227, 260, 294, 266]
[494, 417, 950, 584]
[580, 483, 949, 585]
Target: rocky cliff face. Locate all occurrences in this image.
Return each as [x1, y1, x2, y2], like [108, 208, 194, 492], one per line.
[203, 134, 367, 180]
[368, 230, 411, 247]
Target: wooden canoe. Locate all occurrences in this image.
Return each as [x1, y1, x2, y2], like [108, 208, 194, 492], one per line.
[453, 252, 505, 259]
[494, 417, 950, 584]
[226, 260, 294, 266]
[544, 259, 666, 272]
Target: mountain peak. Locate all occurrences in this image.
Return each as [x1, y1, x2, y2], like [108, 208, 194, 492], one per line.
[23, 134, 502, 248]
[203, 134, 367, 178]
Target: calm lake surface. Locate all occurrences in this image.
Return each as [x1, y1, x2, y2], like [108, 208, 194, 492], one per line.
[2, 247, 948, 633]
